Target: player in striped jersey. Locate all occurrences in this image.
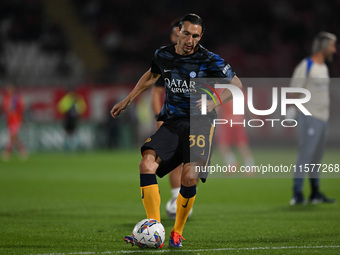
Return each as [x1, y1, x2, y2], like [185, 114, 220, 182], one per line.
[111, 13, 242, 247]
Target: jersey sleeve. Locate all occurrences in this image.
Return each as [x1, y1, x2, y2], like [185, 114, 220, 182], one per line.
[154, 75, 164, 87]
[208, 53, 236, 82]
[151, 49, 162, 75]
[290, 59, 307, 88]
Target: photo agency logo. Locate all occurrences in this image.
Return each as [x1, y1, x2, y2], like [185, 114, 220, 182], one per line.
[198, 80, 312, 128]
[199, 83, 222, 115]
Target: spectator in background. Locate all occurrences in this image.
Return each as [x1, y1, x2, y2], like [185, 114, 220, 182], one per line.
[57, 89, 86, 151]
[289, 32, 337, 205]
[1, 83, 27, 161]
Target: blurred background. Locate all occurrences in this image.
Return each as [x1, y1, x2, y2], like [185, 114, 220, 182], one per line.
[0, 0, 339, 152]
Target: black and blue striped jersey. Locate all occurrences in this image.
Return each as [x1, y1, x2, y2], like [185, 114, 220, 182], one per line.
[151, 44, 236, 121]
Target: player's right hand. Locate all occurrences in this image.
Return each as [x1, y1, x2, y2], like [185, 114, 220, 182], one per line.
[110, 99, 129, 118]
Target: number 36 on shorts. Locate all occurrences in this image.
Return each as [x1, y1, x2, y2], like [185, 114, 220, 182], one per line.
[189, 135, 206, 148]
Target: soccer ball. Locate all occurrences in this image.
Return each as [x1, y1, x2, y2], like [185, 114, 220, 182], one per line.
[166, 197, 193, 220]
[132, 219, 165, 248]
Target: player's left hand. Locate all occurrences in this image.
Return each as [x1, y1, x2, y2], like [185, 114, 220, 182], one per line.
[196, 99, 216, 113]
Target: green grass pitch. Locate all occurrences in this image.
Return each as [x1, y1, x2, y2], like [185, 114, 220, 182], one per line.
[0, 148, 339, 255]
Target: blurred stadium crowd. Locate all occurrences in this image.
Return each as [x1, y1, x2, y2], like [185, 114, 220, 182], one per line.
[0, 0, 339, 85]
[0, 0, 339, 151]
[0, 0, 83, 85]
[72, 0, 340, 80]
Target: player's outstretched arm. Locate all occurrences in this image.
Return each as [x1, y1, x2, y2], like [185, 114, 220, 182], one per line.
[196, 75, 243, 113]
[110, 69, 160, 118]
[218, 75, 242, 105]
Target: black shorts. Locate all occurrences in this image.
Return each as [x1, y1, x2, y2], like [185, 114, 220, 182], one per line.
[141, 117, 215, 180]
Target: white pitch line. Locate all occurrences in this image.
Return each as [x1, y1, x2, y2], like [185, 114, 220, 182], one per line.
[30, 245, 340, 255]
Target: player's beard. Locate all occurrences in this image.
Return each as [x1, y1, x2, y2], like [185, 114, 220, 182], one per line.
[178, 39, 195, 55]
[185, 43, 194, 52]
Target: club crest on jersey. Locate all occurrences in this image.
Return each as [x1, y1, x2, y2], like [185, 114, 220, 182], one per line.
[189, 71, 197, 78]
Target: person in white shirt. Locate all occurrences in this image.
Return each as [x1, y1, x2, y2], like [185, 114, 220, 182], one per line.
[289, 31, 337, 205]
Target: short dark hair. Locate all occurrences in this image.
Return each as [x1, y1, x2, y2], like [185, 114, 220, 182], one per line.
[178, 13, 205, 34]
